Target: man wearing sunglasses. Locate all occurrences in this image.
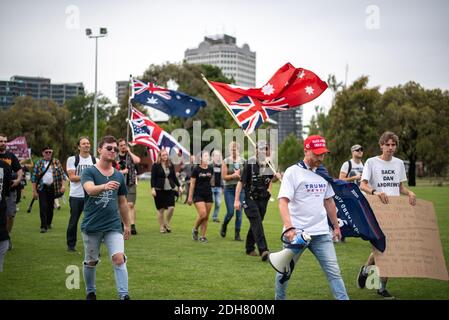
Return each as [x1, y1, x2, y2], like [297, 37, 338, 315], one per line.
[31, 146, 66, 233]
[339, 144, 364, 186]
[80, 135, 130, 300]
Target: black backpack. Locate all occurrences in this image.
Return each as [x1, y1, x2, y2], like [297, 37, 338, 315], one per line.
[74, 154, 97, 168]
[345, 160, 352, 178]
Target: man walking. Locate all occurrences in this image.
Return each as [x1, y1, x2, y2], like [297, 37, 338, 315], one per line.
[66, 137, 96, 251]
[275, 135, 349, 300]
[31, 146, 65, 233]
[116, 138, 140, 235]
[0, 134, 23, 250]
[357, 131, 416, 299]
[235, 141, 280, 261]
[81, 135, 130, 300]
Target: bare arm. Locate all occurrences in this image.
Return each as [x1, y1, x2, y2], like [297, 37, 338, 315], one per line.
[118, 195, 130, 240]
[339, 171, 360, 182]
[187, 177, 196, 205]
[83, 180, 120, 196]
[128, 149, 141, 164]
[360, 179, 389, 204]
[67, 169, 80, 183]
[234, 181, 243, 210]
[11, 168, 23, 188]
[324, 197, 341, 241]
[399, 182, 416, 206]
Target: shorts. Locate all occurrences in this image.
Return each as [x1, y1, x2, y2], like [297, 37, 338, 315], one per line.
[6, 191, 17, 217]
[193, 193, 213, 203]
[126, 185, 137, 204]
[154, 190, 175, 210]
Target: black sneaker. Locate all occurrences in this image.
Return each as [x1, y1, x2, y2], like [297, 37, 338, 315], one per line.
[357, 266, 368, 289]
[377, 289, 395, 300]
[131, 225, 137, 235]
[192, 228, 199, 241]
[120, 295, 130, 300]
[86, 292, 97, 300]
[8, 239, 12, 251]
[67, 246, 76, 252]
[40, 228, 47, 233]
[220, 224, 226, 238]
[199, 237, 208, 243]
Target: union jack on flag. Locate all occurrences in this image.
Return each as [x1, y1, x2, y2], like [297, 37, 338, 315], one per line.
[131, 78, 171, 100]
[129, 107, 189, 161]
[229, 97, 289, 134]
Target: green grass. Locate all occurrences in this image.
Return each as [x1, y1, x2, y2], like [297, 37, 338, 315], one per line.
[1, 182, 448, 300]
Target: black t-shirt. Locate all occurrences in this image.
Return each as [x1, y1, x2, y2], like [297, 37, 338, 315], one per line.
[191, 165, 213, 197]
[0, 160, 12, 241]
[212, 164, 222, 188]
[0, 152, 21, 191]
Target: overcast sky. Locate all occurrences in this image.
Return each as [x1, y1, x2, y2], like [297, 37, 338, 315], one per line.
[1, 0, 448, 128]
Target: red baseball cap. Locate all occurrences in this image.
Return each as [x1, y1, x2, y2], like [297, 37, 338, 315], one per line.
[304, 135, 330, 155]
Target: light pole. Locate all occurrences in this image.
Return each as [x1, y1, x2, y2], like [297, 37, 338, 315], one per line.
[86, 27, 107, 157]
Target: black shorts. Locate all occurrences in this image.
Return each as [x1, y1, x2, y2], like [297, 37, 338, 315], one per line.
[193, 193, 213, 203]
[154, 190, 175, 210]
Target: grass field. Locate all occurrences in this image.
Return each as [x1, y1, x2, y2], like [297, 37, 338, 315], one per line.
[1, 181, 448, 300]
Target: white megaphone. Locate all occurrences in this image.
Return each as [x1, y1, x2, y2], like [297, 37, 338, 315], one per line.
[268, 228, 312, 274]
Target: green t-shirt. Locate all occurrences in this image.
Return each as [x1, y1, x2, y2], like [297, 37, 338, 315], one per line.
[80, 166, 127, 233]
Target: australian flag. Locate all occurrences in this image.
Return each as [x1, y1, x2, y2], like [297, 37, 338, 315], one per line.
[129, 107, 190, 161]
[131, 78, 206, 118]
[298, 161, 386, 252]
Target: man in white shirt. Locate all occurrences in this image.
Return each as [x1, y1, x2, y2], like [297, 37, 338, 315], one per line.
[275, 135, 349, 300]
[357, 131, 416, 299]
[339, 144, 364, 186]
[66, 137, 96, 251]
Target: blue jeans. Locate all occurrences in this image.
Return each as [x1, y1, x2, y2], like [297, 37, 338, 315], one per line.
[274, 233, 349, 300]
[82, 231, 129, 299]
[211, 187, 222, 220]
[223, 185, 244, 232]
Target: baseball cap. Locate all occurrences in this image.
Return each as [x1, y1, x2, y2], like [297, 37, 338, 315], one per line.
[351, 144, 363, 152]
[304, 135, 329, 155]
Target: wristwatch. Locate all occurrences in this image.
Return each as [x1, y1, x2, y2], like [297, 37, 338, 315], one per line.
[371, 189, 376, 195]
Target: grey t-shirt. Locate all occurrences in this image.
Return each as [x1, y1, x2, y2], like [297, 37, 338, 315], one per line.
[80, 166, 127, 234]
[223, 157, 245, 187]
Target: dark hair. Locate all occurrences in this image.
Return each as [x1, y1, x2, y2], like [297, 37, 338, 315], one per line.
[379, 131, 399, 146]
[77, 136, 90, 146]
[42, 146, 52, 152]
[118, 138, 126, 144]
[0, 133, 7, 139]
[98, 135, 117, 149]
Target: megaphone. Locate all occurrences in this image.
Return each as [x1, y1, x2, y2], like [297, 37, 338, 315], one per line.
[268, 228, 311, 274]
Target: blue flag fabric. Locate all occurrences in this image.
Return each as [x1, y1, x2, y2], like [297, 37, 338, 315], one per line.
[298, 161, 386, 252]
[131, 79, 206, 118]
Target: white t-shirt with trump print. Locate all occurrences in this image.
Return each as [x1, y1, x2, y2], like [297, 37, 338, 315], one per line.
[278, 163, 335, 236]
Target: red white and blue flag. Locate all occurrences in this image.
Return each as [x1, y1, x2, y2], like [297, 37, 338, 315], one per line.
[206, 62, 328, 134]
[129, 107, 189, 161]
[131, 78, 206, 118]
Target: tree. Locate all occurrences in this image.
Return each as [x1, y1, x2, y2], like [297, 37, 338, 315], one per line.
[278, 133, 303, 171]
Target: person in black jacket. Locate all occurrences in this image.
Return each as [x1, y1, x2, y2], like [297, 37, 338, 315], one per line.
[151, 149, 181, 233]
[0, 159, 12, 271]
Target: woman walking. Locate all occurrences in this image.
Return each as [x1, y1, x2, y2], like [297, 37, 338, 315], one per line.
[151, 149, 182, 233]
[188, 151, 214, 243]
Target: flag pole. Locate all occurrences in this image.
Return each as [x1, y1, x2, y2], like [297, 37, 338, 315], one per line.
[201, 74, 279, 176]
[126, 74, 133, 145]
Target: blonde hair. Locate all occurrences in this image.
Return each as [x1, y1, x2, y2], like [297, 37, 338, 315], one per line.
[156, 149, 171, 166]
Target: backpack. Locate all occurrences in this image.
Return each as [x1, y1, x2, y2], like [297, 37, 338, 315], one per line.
[74, 154, 96, 168]
[345, 160, 352, 178]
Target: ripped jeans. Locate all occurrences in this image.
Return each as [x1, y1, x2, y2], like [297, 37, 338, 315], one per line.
[82, 231, 128, 299]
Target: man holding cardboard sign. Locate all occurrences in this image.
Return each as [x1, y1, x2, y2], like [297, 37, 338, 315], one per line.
[357, 131, 416, 299]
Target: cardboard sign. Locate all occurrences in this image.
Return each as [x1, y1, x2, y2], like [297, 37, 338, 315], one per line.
[367, 195, 448, 281]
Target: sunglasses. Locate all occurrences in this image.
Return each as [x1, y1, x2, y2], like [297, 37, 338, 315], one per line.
[105, 146, 119, 153]
[354, 148, 363, 152]
[44, 151, 53, 154]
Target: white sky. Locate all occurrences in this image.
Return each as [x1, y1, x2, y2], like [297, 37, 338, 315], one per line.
[1, 0, 448, 129]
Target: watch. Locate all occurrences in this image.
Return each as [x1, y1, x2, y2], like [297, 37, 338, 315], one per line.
[371, 189, 376, 195]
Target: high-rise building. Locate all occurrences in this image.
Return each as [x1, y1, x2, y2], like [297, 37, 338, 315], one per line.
[116, 80, 129, 104]
[271, 108, 303, 145]
[0, 75, 84, 108]
[185, 34, 256, 87]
